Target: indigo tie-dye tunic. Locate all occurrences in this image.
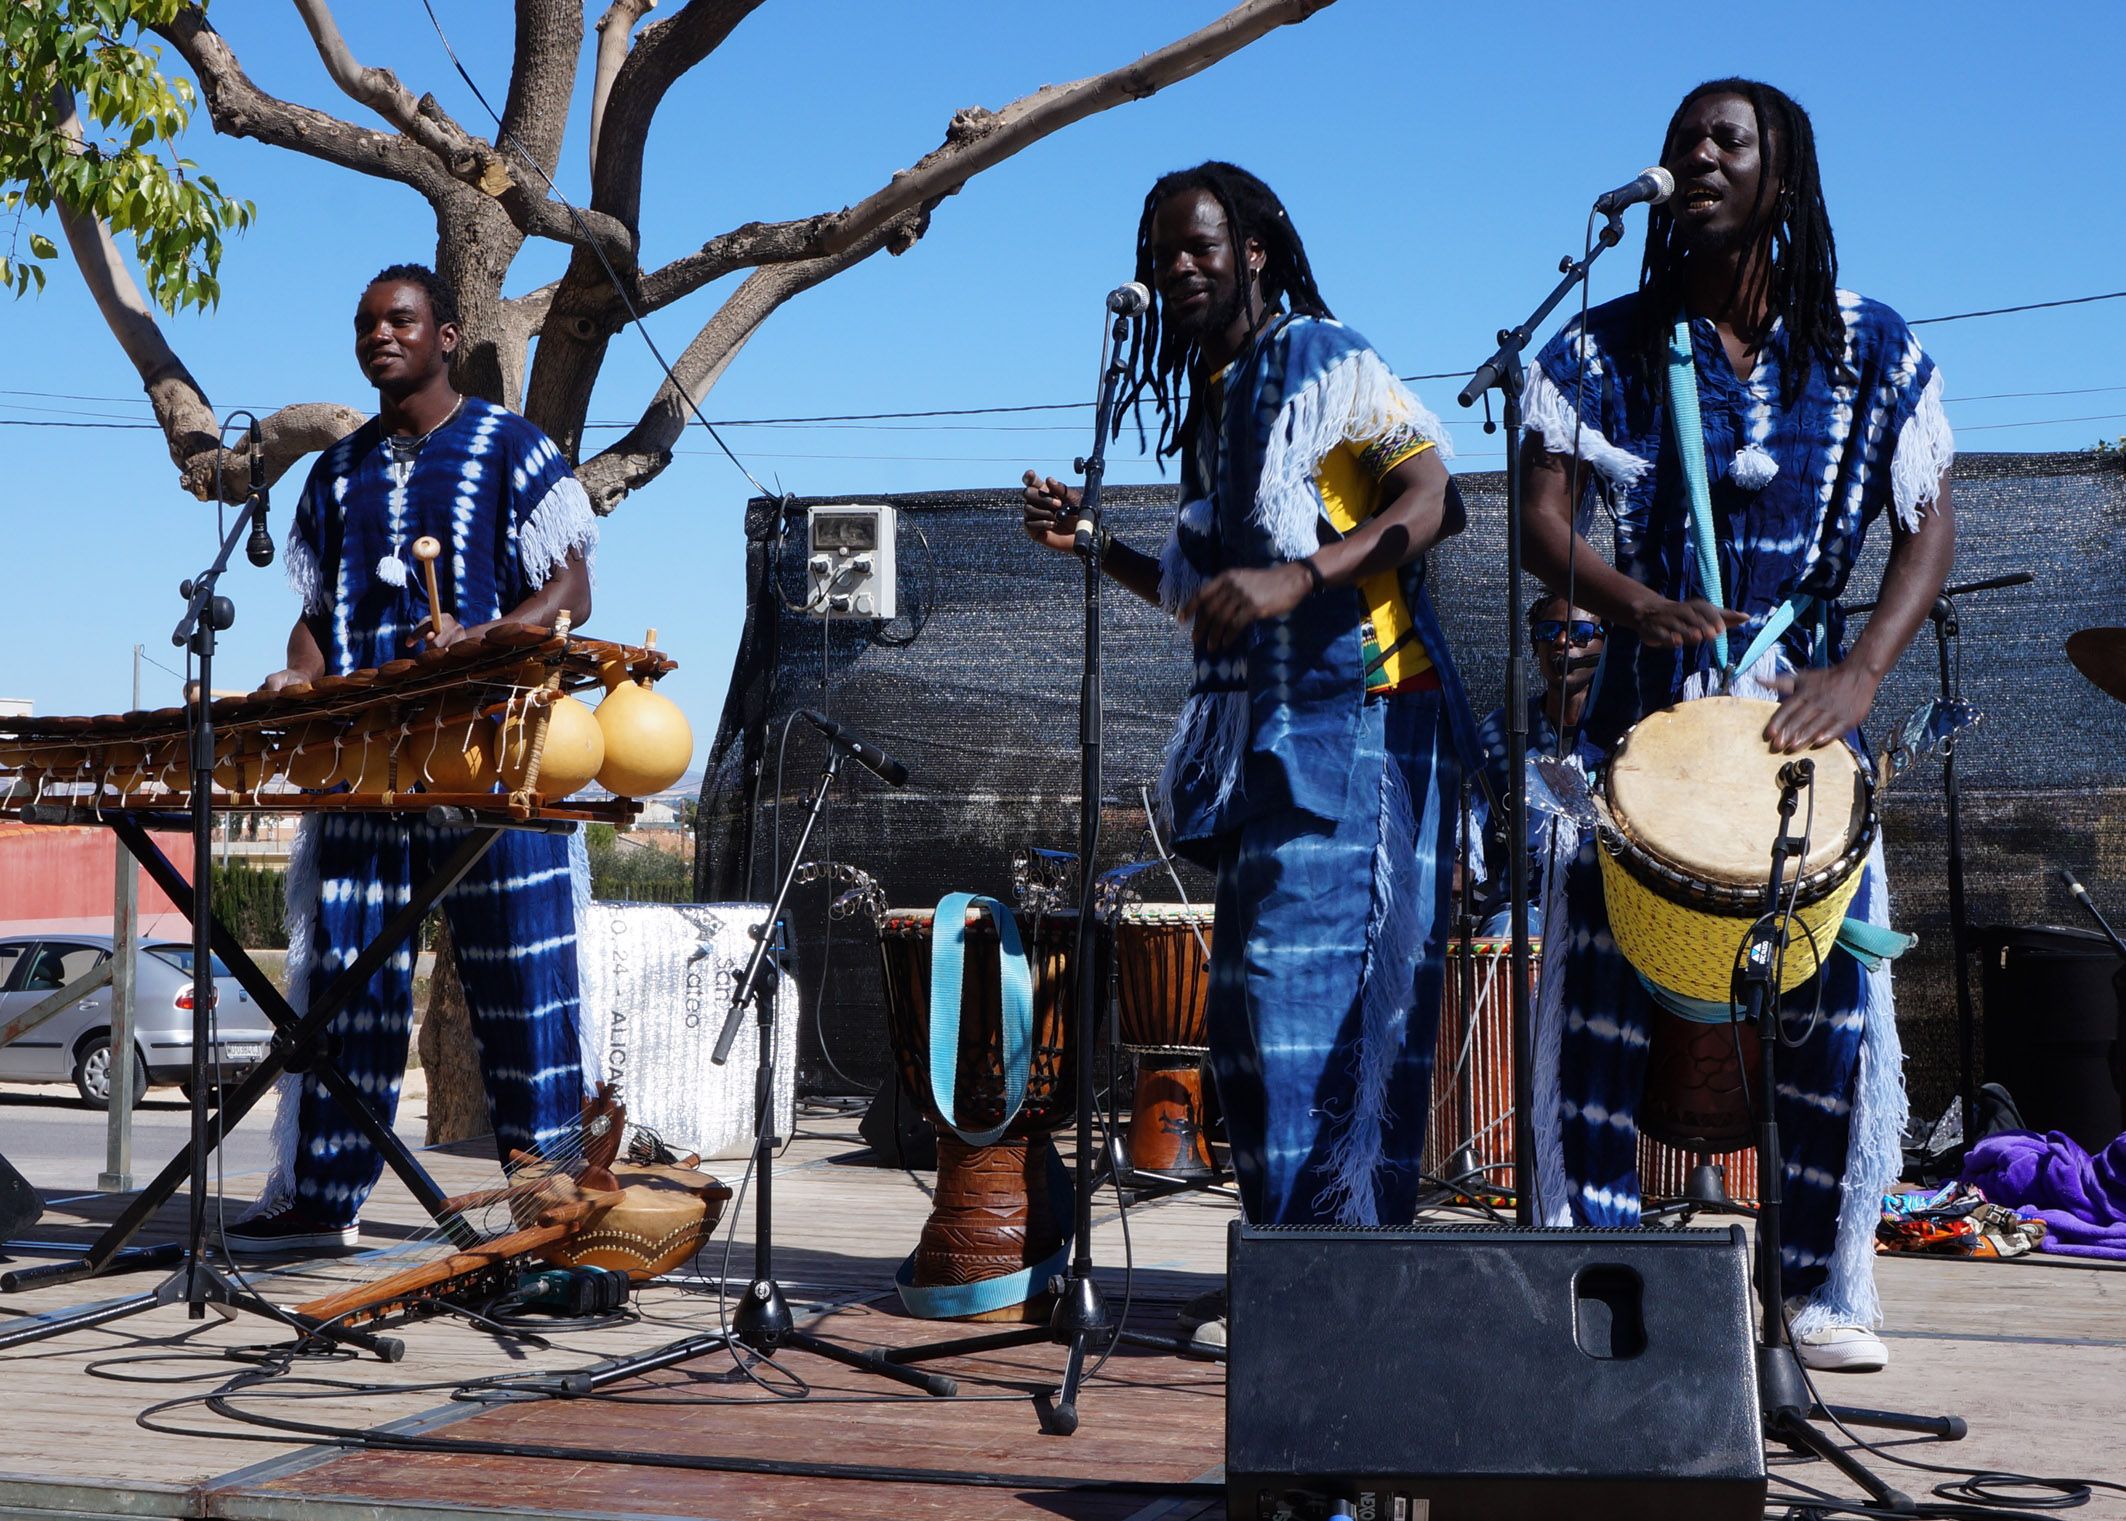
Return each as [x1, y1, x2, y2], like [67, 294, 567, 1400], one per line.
[1523, 289, 1952, 1327]
[1154, 315, 1477, 1226]
[252, 401, 600, 1225]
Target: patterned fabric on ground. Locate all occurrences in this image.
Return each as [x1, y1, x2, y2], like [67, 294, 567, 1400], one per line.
[1962, 1129, 2126, 1261]
[1206, 690, 1456, 1225]
[1878, 1181, 2048, 1259]
[287, 814, 586, 1224]
[1525, 287, 1946, 1319]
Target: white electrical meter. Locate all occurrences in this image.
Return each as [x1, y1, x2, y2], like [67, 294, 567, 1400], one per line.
[804, 504, 897, 619]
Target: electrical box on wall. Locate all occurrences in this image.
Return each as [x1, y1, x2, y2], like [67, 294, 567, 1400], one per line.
[804, 504, 896, 619]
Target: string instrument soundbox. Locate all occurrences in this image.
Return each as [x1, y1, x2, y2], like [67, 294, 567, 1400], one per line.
[293, 1090, 732, 1329]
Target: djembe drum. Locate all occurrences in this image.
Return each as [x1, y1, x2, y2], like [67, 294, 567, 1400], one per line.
[1422, 934, 1763, 1203]
[1597, 696, 1875, 1153]
[878, 903, 1079, 1322]
[1112, 903, 1216, 1176]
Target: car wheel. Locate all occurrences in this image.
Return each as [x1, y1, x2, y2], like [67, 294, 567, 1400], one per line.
[73, 1035, 148, 1111]
[180, 1080, 221, 1106]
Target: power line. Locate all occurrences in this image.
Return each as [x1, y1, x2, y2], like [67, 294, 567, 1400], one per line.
[1911, 289, 2126, 325]
[2, 285, 2120, 436]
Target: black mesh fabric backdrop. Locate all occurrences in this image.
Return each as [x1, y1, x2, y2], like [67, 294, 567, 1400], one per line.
[698, 454, 2126, 1117]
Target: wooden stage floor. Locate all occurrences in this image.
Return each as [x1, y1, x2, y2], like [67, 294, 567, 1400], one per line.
[3, 1101, 2123, 1521]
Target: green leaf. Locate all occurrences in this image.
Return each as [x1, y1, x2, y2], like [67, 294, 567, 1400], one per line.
[28, 230, 55, 258]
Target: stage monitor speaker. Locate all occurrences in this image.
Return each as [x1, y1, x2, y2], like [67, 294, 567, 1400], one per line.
[1978, 924, 2125, 1152]
[1226, 1221, 1764, 1521]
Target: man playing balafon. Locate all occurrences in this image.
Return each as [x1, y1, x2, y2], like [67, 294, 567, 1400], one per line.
[1020, 165, 1479, 1330]
[227, 263, 598, 1252]
[1521, 81, 1955, 1371]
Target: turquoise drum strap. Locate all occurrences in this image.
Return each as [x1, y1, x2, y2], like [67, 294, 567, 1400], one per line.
[924, 891, 1032, 1148]
[1667, 320, 1729, 670]
[894, 1143, 1073, 1320]
[898, 891, 1068, 1319]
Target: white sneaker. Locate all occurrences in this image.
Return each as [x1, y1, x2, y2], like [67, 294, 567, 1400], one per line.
[1792, 1322, 1888, 1373]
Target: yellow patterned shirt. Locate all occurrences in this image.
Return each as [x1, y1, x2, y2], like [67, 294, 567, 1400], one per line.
[1316, 429, 1437, 689]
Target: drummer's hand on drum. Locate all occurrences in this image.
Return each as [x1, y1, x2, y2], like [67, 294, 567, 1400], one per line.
[260, 667, 310, 693]
[1021, 471, 1082, 555]
[1766, 663, 1877, 753]
[1629, 595, 1746, 650]
[410, 609, 470, 651]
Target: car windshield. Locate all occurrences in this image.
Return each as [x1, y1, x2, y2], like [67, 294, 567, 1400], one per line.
[146, 946, 234, 978]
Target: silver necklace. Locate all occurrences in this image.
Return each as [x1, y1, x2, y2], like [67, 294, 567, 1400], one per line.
[383, 393, 465, 483]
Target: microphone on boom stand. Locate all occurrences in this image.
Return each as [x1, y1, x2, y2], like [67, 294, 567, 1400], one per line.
[242, 417, 274, 568]
[1591, 166, 1675, 216]
[1072, 283, 1148, 552]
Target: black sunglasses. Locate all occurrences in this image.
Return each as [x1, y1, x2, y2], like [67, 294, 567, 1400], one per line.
[1532, 619, 1603, 647]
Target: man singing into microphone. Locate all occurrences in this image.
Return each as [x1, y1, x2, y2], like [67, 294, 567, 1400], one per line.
[225, 263, 597, 1252]
[1019, 163, 1478, 1345]
[1521, 81, 1954, 1370]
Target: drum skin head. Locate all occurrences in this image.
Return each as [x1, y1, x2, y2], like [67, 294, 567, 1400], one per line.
[1608, 696, 1864, 886]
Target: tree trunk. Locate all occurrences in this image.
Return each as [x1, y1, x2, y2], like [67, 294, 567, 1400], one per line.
[417, 922, 491, 1146]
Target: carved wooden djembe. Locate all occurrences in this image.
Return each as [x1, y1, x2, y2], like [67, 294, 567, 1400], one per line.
[877, 905, 1079, 1322]
[1111, 904, 1216, 1176]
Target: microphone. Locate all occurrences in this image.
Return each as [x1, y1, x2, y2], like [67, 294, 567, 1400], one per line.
[1105, 281, 1151, 316]
[1592, 166, 1675, 217]
[1777, 757, 1815, 792]
[243, 417, 274, 568]
[2060, 868, 2126, 961]
[798, 709, 910, 787]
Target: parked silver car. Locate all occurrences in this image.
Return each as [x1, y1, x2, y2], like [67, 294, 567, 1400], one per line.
[0, 935, 277, 1108]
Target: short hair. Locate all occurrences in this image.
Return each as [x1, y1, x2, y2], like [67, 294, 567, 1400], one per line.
[1119, 162, 1331, 460]
[366, 262, 460, 328]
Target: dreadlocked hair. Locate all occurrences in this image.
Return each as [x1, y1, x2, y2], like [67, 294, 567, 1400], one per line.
[1633, 79, 1850, 413]
[1117, 162, 1332, 461]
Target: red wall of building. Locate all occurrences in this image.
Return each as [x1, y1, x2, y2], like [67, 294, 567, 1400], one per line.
[0, 823, 193, 937]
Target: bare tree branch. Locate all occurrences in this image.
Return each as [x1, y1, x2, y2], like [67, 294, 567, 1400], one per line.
[590, 0, 657, 169]
[500, 0, 587, 178]
[45, 88, 362, 500]
[639, 0, 1335, 311]
[278, 0, 636, 265]
[156, 8, 454, 200]
[574, 211, 925, 510]
[591, 0, 763, 226]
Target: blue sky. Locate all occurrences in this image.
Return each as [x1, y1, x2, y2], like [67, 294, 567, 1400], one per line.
[4, 0, 2121, 724]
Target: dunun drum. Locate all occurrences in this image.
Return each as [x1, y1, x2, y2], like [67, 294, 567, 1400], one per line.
[1598, 696, 1874, 1154]
[1112, 903, 1216, 1177]
[1423, 937, 1760, 1203]
[878, 906, 1079, 1322]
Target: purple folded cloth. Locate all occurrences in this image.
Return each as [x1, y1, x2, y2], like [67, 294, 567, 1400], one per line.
[1962, 1130, 2126, 1261]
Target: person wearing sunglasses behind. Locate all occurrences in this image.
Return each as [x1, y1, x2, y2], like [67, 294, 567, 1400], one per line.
[1471, 594, 1606, 937]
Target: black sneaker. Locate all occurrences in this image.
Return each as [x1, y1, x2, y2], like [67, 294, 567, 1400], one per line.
[222, 1205, 360, 1255]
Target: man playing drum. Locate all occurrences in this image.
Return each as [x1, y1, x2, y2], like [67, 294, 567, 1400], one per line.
[1019, 163, 1479, 1346]
[225, 264, 599, 1253]
[1521, 81, 1955, 1371]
